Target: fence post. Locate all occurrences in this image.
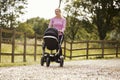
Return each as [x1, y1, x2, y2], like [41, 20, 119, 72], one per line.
[70, 41, 72, 60]
[34, 33, 37, 61]
[64, 40, 66, 59]
[101, 40, 104, 58]
[23, 32, 27, 62]
[12, 29, 15, 63]
[0, 28, 2, 62]
[86, 40, 89, 59]
[116, 41, 118, 58]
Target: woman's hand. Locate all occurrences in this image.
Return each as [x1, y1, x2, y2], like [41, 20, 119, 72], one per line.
[58, 30, 62, 33]
[58, 30, 63, 34]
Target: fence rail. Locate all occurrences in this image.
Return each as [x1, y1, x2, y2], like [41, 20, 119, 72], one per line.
[0, 28, 120, 63]
[64, 40, 120, 59]
[0, 28, 42, 63]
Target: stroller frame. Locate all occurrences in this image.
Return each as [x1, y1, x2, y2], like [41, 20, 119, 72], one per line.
[40, 28, 64, 67]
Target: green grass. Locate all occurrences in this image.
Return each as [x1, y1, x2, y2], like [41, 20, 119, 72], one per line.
[0, 39, 42, 67]
[0, 55, 41, 67]
[0, 61, 39, 67]
[64, 42, 120, 60]
[0, 39, 120, 67]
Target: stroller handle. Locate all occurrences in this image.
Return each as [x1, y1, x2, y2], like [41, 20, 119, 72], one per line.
[59, 33, 64, 46]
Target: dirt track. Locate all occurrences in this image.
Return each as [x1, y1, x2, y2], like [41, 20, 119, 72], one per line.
[0, 59, 120, 80]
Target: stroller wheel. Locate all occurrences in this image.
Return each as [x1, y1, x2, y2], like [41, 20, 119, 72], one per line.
[46, 57, 50, 67]
[60, 56, 64, 67]
[41, 57, 44, 66]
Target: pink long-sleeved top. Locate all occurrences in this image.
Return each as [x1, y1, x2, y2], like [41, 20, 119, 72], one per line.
[49, 17, 66, 35]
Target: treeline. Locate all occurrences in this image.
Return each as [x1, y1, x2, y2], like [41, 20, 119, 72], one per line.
[63, 0, 120, 41]
[16, 17, 49, 37]
[0, 0, 120, 42]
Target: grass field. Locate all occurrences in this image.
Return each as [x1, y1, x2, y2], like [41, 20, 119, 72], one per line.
[0, 39, 120, 67]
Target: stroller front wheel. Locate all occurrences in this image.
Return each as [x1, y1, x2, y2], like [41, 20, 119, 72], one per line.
[46, 57, 50, 67]
[60, 56, 64, 67]
[41, 57, 44, 66]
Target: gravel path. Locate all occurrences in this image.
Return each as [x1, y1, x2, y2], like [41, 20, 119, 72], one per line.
[0, 59, 120, 80]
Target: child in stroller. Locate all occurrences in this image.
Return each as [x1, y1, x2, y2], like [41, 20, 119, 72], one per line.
[40, 27, 64, 67]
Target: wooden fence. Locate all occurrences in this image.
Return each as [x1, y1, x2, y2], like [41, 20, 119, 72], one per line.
[64, 40, 120, 60]
[0, 28, 120, 63]
[0, 28, 42, 63]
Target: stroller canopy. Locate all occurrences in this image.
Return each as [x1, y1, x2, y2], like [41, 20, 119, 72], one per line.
[43, 28, 59, 50]
[44, 28, 58, 39]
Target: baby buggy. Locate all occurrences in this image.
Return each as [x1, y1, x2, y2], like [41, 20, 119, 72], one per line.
[40, 27, 64, 67]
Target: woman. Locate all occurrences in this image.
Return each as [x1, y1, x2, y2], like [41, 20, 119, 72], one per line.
[48, 8, 66, 56]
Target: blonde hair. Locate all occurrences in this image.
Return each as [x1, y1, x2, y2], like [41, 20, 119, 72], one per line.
[55, 8, 61, 13]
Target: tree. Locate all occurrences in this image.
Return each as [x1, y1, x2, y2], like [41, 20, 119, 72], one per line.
[59, 0, 62, 8]
[65, 16, 82, 41]
[109, 12, 120, 41]
[24, 17, 49, 36]
[81, 0, 120, 40]
[16, 22, 34, 37]
[0, 0, 27, 28]
[64, 0, 120, 40]
[64, 0, 96, 41]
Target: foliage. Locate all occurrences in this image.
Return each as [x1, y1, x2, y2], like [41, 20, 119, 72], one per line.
[64, 0, 97, 41]
[15, 17, 49, 38]
[65, 16, 81, 41]
[24, 17, 49, 36]
[89, 0, 120, 40]
[64, 0, 120, 40]
[0, 0, 27, 28]
[16, 22, 34, 37]
[109, 12, 120, 41]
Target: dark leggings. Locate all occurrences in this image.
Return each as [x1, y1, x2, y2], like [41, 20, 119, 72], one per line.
[58, 34, 64, 56]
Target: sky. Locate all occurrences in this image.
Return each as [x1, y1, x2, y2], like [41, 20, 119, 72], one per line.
[19, 0, 64, 22]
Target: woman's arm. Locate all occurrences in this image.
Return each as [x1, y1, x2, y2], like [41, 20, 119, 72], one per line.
[48, 19, 53, 28]
[61, 18, 66, 33]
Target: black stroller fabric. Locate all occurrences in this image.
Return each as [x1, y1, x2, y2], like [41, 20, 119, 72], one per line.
[43, 28, 59, 50]
[44, 28, 58, 38]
